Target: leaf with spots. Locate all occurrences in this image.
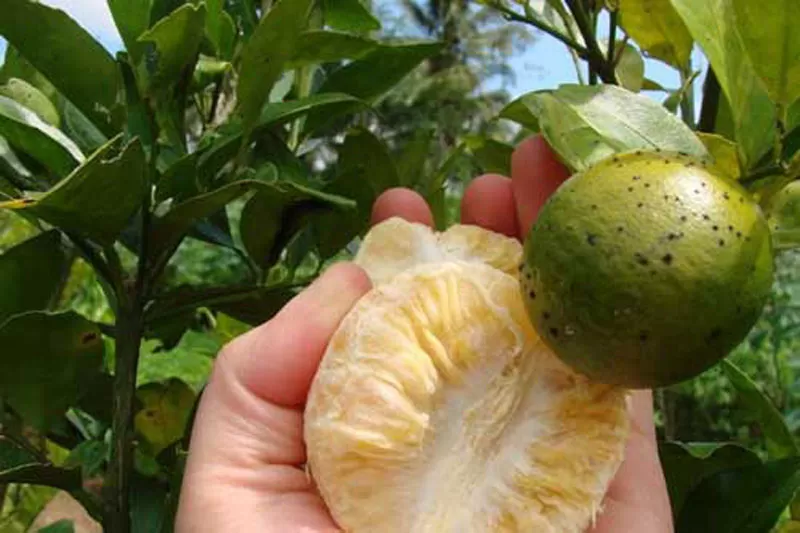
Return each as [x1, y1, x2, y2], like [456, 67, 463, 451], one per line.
[134, 378, 197, 455]
[0, 311, 104, 431]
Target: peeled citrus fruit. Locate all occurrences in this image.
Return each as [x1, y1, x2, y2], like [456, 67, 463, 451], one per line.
[521, 150, 774, 389]
[304, 217, 630, 533]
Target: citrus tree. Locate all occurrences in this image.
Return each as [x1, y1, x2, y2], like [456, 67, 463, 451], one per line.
[0, 0, 799, 531]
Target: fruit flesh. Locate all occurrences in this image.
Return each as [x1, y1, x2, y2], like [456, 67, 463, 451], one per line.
[521, 150, 774, 388]
[304, 260, 629, 532]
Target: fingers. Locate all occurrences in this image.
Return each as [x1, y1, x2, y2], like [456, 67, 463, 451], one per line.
[460, 174, 519, 238]
[371, 187, 434, 227]
[511, 135, 571, 237]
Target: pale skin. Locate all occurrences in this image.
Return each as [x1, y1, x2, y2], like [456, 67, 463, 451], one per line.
[174, 135, 675, 532]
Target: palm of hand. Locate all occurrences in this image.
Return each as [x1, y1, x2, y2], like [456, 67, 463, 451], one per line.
[174, 136, 674, 533]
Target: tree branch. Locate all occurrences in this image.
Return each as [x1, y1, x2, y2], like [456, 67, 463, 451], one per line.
[698, 68, 721, 133]
[489, 1, 588, 56]
[564, 0, 617, 85]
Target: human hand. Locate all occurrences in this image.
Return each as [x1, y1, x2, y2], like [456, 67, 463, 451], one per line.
[174, 135, 674, 532]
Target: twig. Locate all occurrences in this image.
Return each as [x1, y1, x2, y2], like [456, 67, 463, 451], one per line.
[607, 10, 618, 67]
[698, 68, 721, 133]
[565, 0, 617, 85]
[490, 1, 588, 56]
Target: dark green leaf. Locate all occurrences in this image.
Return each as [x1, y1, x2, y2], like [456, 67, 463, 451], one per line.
[322, 0, 381, 33]
[618, 0, 693, 67]
[107, 0, 154, 62]
[303, 42, 443, 135]
[195, 93, 366, 185]
[732, 0, 800, 107]
[671, 0, 776, 169]
[0, 136, 147, 245]
[465, 136, 513, 176]
[287, 30, 378, 68]
[659, 441, 761, 518]
[506, 84, 707, 172]
[498, 98, 540, 132]
[58, 97, 108, 155]
[131, 475, 169, 533]
[135, 3, 207, 97]
[722, 360, 799, 459]
[0, 0, 119, 135]
[0, 94, 84, 177]
[205, 0, 237, 59]
[0, 135, 35, 188]
[237, 0, 314, 136]
[0, 78, 60, 127]
[64, 440, 108, 479]
[37, 520, 75, 533]
[221, 0, 258, 38]
[1, 434, 39, 471]
[212, 286, 296, 325]
[677, 455, 800, 533]
[0, 311, 104, 431]
[0, 230, 70, 325]
[396, 130, 434, 188]
[239, 190, 285, 269]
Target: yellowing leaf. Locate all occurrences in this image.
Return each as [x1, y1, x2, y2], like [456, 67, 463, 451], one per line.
[697, 133, 740, 181]
[135, 378, 196, 455]
[618, 0, 693, 67]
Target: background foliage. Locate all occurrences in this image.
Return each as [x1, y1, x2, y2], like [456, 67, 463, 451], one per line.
[1, 0, 800, 531]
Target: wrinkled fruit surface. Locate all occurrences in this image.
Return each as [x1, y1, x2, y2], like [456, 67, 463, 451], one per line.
[522, 151, 774, 389]
[304, 217, 630, 533]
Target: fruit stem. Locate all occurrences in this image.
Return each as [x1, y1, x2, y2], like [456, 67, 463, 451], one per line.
[488, 1, 589, 57]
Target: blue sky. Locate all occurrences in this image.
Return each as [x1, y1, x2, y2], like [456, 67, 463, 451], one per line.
[0, 0, 707, 108]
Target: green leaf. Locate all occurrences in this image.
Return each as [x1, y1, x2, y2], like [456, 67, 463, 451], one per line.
[505, 84, 707, 172]
[721, 360, 799, 459]
[303, 42, 443, 135]
[239, 190, 285, 269]
[0, 0, 119, 135]
[618, 0, 693, 67]
[107, 0, 154, 62]
[670, 0, 776, 170]
[130, 475, 169, 533]
[1, 435, 39, 471]
[135, 378, 196, 455]
[0, 311, 104, 431]
[0, 230, 70, 325]
[677, 455, 800, 533]
[212, 286, 296, 326]
[498, 99, 540, 132]
[611, 41, 645, 93]
[150, 176, 355, 262]
[191, 55, 232, 92]
[659, 441, 762, 518]
[135, 3, 207, 97]
[205, 0, 237, 59]
[396, 130, 434, 188]
[322, 0, 381, 33]
[766, 181, 800, 251]
[642, 78, 669, 91]
[731, 0, 800, 107]
[194, 93, 366, 186]
[0, 136, 147, 245]
[0, 95, 84, 177]
[220, 0, 258, 38]
[0, 78, 60, 127]
[287, 30, 378, 68]
[37, 520, 75, 533]
[465, 136, 514, 176]
[63, 440, 108, 479]
[237, 0, 314, 136]
[697, 132, 741, 181]
[0, 135, 35, 190]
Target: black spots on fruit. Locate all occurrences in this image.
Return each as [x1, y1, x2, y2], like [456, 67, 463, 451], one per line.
[528, 290, 536, 299]
[81, 332, 99, 345]
[635, 150, 643, 156]
[712, 225, 719, 231]
[637, 202, 644, 208]
[591, 204, 598, 210]
[634, 253, 649, 266]
[632, 175, 641, 181]
[718, 239, 725, 247]
[612, 156, 620, 164]
[663, 194, 670, 201]
[701, 182, 707, 188]
[549, 327, 559, 338]
[667, 232, 680, 241]
[736, 231, 742, 239]
[694, 189, 700, 194]
[680, 215, 688, 222]
[708, 327, 723, 342]
[723, 192, 730, 200]
[628, 186, 634, 192]
[661, 253, 673, 265]
[678, 151, 688, 157]
[543, 311, 551, 320]
[702, 214, 710, 221]
[740, 196, 745, 204]
[639, 331, 649, 342]
[617, 226, 625, 233]
[686, 161, 696, 168]
[586, 233, 598, 246]
[728, 225, 734, 232]
[644, 183, 651, 188]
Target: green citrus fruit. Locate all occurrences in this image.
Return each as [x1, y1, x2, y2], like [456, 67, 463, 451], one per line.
[520, 150, 774, 388]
